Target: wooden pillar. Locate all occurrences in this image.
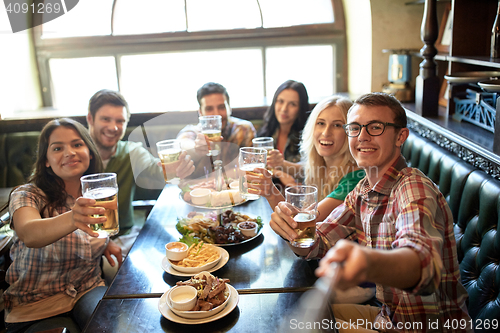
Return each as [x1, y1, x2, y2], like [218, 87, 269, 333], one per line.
[415, 0, 440, 117]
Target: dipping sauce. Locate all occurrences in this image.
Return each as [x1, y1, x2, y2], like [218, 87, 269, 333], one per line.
[239, 222, 256, 229]
[171, 293, 194, 303]
[167, 242, 188, 252]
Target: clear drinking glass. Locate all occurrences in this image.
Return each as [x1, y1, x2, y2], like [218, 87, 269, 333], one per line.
[238, 147, 267, 200]
[252, 137, 274, 174]
[81, 173, 119, 238]
[199, 115, 222, 156]
[285, 185, 318, 248]
[156, 139, 181, 184]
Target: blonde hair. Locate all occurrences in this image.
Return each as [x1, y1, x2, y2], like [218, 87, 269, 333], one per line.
[300, 95, 356, 200]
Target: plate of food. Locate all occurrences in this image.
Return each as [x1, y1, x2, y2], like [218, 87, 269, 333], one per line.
[176, 210, 263, 247]
[444, 71, 500, 84]
[158, 272, 239, 324]
[162, 246, 229, 277]
[179, 179, 247, 209]
[168, 243, 220, 273]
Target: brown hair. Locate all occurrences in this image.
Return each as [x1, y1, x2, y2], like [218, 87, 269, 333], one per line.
[28, 118, 102, 214]
[350, 92, 407, 128]
[88, 89, 129, 120]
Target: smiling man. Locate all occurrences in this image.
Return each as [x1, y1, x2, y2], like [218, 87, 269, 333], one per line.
[176, 82, 256, 151]
[86, 90, 163, 240]
[270, 93, 472, 332]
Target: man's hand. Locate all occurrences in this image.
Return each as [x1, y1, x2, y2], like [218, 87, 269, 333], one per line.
[315, 239, 370, 290]
[194, 133, 223, 155]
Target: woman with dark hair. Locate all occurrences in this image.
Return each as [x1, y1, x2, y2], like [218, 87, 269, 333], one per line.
[257, 80, 310, 187]
[4, 118, 122, 333]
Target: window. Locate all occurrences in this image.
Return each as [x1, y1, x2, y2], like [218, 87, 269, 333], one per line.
[33, 0, 346, 113]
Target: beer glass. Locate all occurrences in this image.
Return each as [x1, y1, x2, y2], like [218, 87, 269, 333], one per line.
[156, 139, 181, 184]
[285, 185, 318, 248]
[252, 137, 274, 174]
[238, 147, 267, 200]
[199, 115, 222, 156]
[81, 173, 119, 238]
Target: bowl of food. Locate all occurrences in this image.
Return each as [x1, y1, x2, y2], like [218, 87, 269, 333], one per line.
[166, 271, 231, 319]
[190, 188, 211, 205]
[165, 242, 189, 261]
[237, 221, 258, 237]
[168, 285, 197, 311]
[169, 243, 221, 273]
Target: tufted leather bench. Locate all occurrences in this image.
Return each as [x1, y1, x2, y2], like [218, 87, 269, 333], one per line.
[403, 131, 500, 325]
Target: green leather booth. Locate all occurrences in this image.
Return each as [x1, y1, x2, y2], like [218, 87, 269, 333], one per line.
[403, 130, 500, 326]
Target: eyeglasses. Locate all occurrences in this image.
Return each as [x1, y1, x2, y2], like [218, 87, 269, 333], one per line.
[343, 121, 401, 137]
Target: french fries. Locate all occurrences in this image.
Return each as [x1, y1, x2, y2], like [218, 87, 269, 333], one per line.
[172, 242, 220, 267]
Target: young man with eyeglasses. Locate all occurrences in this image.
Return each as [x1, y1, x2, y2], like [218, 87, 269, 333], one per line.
[271, 92, 472, 332]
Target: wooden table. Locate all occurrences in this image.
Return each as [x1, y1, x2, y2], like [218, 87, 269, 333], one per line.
[84, 185, 328, 332]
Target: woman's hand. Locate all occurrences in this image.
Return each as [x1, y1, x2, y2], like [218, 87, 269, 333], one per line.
[267, 150, 284, 169]
[104, 240, 123, 268]
[71, 197, 105, 237]
[245, 167, 284, 207]
[246, 167, 276, 197]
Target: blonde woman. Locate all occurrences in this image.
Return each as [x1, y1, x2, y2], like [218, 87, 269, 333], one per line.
[248, 95, 365, 220]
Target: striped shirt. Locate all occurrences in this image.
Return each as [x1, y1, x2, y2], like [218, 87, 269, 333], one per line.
[5, 184, 106, 316]
[308, 156, 472, 332]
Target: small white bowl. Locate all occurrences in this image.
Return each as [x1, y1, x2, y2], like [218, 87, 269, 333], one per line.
[169, 245, 221, 273]
[237, 221, 258, 237]
[229, 180, 239, 190]
[190, 188, 211, 205]
[165, 242, 188, 261]
[168, 285, 197, 311]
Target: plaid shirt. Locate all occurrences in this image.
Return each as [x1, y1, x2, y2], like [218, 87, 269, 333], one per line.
[308, 156, 471, 332]
[5, 185, 106, 312]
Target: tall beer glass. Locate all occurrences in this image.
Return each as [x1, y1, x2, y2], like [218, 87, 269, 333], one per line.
[81, 173, 119, 238]
[252, 137, 274, 174]
[239, 147, 267, 200]
[199, 115, 222, 156]
[285, 185, 318, 248]
[156, 139, 181, 184]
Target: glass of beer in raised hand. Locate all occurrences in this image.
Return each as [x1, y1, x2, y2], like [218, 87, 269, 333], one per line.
[199, 115, 222, 156]
[252, 137, 274, 175]
[285, 185, 318, 248]
[238, 147, 267, 200]
[156, 139, 181, 184]
[81, 173, 119, 238]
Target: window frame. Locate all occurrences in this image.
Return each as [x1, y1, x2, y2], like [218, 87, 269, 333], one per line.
[32, 0, 347, 110]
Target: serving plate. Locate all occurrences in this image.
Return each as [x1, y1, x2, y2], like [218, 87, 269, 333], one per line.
[165, 284, 231, 319]
[478, 79, 500, 92]
[216, 227, 263, 247]
[158, 284, 239, 324]
[168, 245, 221, 273]
[444, 71, 500, 84]
[162, 247, 229, 276]
[179, 192, 247, 210]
